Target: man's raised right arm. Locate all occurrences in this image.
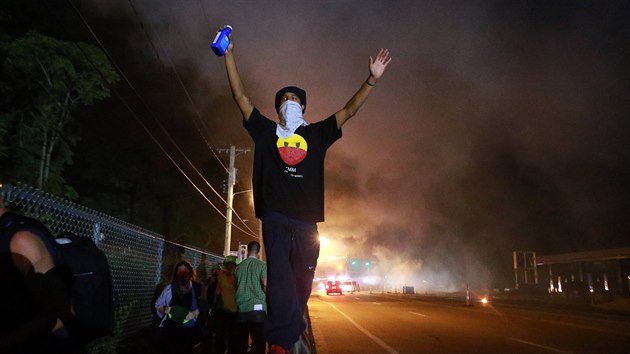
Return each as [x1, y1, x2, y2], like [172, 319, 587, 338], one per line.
[224, 36, 254, 121]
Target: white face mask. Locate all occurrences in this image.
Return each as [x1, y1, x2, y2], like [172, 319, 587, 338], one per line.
[276, 100, 307, 138]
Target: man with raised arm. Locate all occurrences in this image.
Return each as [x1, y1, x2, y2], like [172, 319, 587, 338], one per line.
[222, 30, 391, 354]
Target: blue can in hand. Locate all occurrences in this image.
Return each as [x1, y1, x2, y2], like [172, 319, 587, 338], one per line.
[211, 25, 233, 56]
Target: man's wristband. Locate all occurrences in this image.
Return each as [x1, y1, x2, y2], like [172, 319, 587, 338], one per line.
[366, 80, 376, 87]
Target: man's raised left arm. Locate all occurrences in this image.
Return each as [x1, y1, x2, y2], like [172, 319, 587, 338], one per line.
[335, 48, 392, 129]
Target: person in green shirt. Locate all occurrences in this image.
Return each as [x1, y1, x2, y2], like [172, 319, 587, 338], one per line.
[235, 241, 267, 354]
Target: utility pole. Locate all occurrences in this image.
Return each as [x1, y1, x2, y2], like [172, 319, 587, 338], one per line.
[218, 145, 250, 257]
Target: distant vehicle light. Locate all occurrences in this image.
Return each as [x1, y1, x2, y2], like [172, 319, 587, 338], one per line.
[481, 297, 489, 304]
[325, 280, 343, 295]
[340, 280, 360, 293]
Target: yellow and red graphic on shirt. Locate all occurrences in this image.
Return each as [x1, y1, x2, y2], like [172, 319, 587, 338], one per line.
[277, 134, 308, 166]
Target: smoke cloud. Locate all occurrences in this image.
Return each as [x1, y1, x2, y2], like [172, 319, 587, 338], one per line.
[81, 1, 630, 289]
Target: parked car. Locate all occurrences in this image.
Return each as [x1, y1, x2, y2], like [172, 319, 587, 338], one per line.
[341, 280, 360, 293]
[326, 280, 343, 295]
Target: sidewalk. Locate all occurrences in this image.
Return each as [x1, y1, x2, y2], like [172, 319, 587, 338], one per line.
[190, 308, 317, 354]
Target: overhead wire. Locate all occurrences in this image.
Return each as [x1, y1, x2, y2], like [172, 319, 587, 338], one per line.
[66, 0, 258, 239]
[122, 0, 229, 208]
[136, 0, 256, 236]
[64, 0, 227, 220]
[71, 39, 228, 220]
[126, 0, 229, 174]
[71, 0, 227, 207]
[191, 0, 250, 194]
[126, 0, 257, 237]
[187, 0, 255, 226]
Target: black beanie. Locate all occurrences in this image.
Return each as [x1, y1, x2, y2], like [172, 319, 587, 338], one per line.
[275, 86, 307, 113]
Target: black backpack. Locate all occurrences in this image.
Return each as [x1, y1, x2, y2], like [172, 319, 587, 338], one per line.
[0, 211, 115, 341]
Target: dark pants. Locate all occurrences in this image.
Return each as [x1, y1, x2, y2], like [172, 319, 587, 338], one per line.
[262, 211, 319, 349]
[235, 311, 266, 354]
[6, 334, 85, 354]
[158, 322, 197, 354]
[214, 310, 238, 354]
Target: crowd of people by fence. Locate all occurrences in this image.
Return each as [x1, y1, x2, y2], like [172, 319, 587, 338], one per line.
[1, 185, 269, 354]
[153, 241, 267, 354]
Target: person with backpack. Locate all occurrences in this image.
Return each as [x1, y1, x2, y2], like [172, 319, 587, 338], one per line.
[0, 193, 80, 353]
[154, 260, 202, 354]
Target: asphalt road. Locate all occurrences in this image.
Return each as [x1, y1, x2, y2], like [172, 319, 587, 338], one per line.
[307, 291, 630, 354]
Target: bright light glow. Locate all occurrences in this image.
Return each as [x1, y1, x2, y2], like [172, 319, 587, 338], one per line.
[361, 275, 379, 285]
[481, 297, 488, 304]
[317, 282, 326, 291]
[320, 255, 345, 261]
[315, 232, 350, 280]
[340, 274, 349, 281]
[319, 236, 330, 247]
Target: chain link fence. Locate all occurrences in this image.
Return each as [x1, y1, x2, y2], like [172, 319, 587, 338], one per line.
[0, 183, 223, 342]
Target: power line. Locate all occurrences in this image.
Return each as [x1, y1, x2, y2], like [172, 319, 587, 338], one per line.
[123, 0, 229, 192]
[66, 0, 231, 223]
[66, 0, 258, 241]
[158, 0, 253, 197]
[125, 0, 258, 239]
[128, 0, 229, 173]
[72, 40, 227, 220]
[123, 0, 257, 239]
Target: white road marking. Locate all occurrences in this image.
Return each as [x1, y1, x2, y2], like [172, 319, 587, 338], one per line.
[354, 297, 361, 300]
[372, 302, 381, 305]
[509, 338, 573, 354]
[325, 301, 399, 354]
[409, 311, 428, 317]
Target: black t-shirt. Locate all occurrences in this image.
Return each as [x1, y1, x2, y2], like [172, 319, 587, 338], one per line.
[244, 108, 342, 222]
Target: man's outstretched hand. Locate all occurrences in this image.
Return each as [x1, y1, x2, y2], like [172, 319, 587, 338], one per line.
[369, 48, 392, 80]
[226, 32, 234, 54]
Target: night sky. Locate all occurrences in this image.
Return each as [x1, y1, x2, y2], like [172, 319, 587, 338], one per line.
[31, 1, 630, 289]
